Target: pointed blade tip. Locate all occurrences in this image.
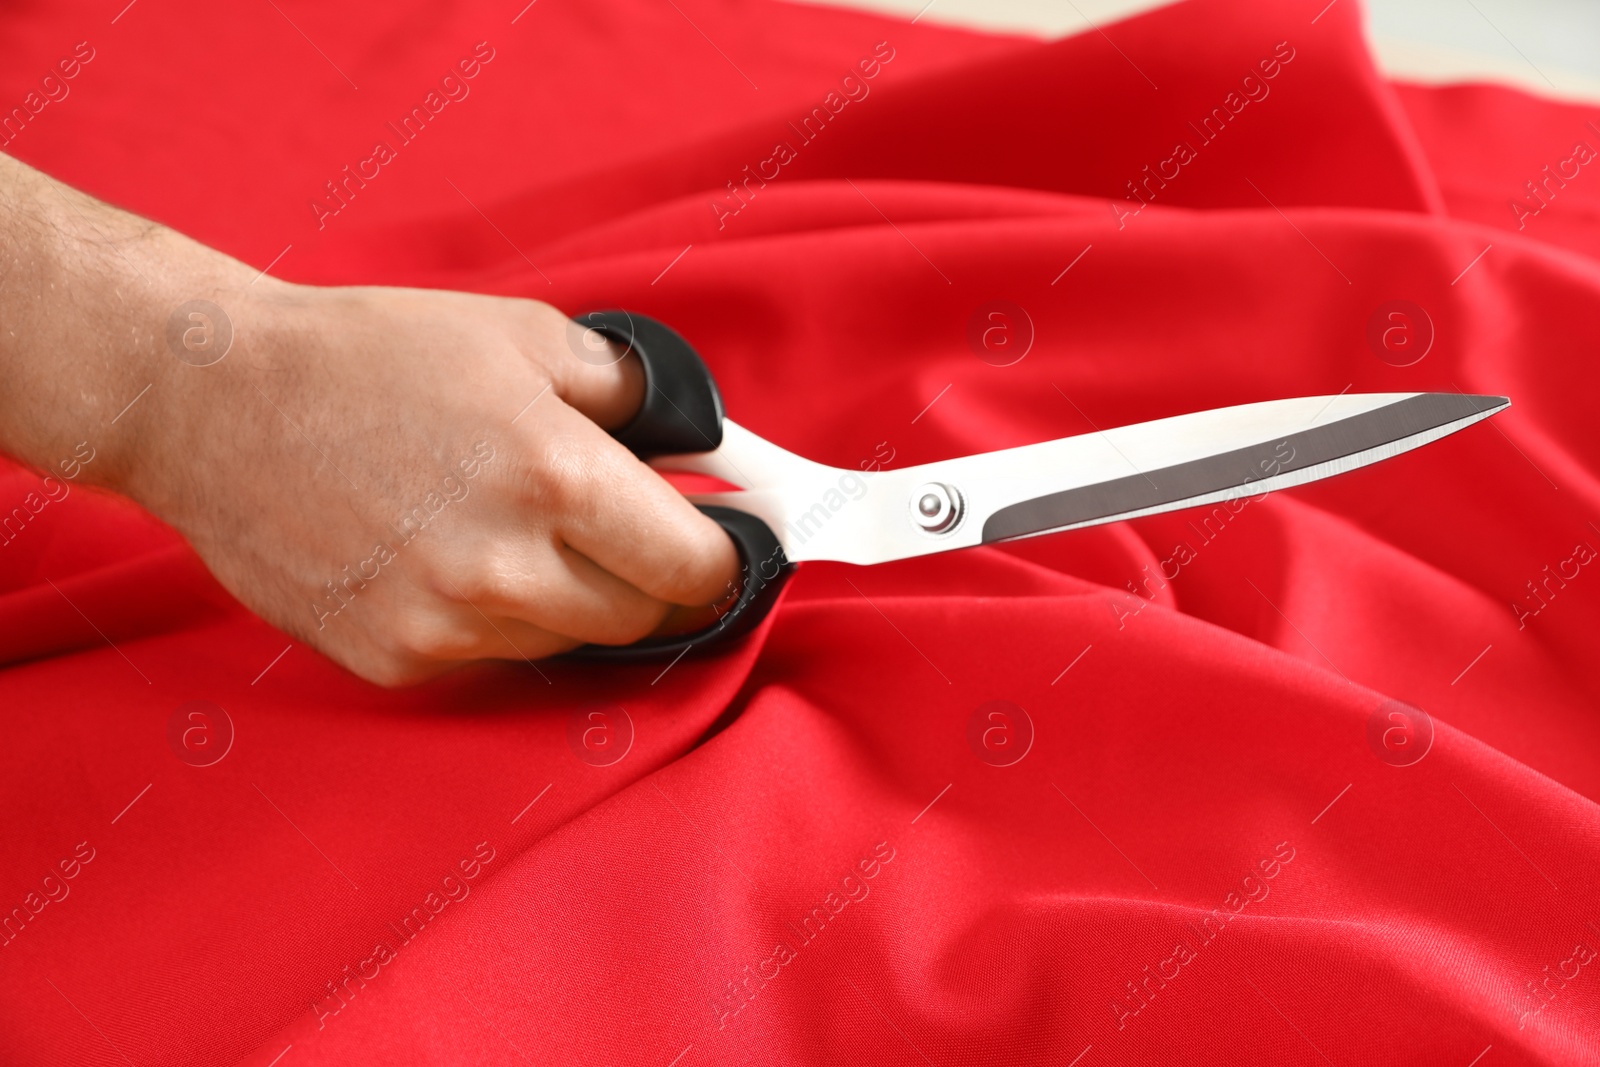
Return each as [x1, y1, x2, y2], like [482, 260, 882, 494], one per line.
[977, 391, 1513, 546]
[1416, 392, 1510, 420]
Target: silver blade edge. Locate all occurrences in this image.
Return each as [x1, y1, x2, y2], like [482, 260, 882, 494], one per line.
[686, 393, 1509, 565]
[981, 392, 1507, 543]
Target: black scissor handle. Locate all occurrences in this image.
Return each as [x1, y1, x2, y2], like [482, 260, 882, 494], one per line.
[565, 311, 794, 661]
[577, 311, 725, 456]
[562, 505, 790, 662]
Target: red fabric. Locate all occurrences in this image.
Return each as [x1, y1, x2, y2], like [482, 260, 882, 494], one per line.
[3, 0, 1600, 1064]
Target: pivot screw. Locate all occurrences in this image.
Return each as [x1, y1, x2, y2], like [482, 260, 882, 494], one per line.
[910, 482, 964, 534]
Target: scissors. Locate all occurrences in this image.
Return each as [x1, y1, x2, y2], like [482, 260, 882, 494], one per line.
[569, 311, 1509, 660]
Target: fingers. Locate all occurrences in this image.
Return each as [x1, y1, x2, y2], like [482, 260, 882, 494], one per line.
[508, 300, 645, 430]
[407, 614, 577, 670]
[347, 297, 735, 685]
[523, 398, 740, 607]
[450, 541, 677, 646]
[335, 603, 576, 687]
[531, 322, 741, 616]
[353, 562, 652, 682]
[373, 538, 695, 681]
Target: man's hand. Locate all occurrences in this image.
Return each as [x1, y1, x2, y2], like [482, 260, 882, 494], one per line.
[138, 285, 742, 684]
[0, 153, 739, 685]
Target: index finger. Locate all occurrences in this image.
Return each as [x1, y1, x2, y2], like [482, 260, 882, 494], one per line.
[528, 398, 739, 607]
[506, 301, 647, 430]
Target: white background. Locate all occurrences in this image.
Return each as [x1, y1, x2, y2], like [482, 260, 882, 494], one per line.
[799, 0, 1600, 103]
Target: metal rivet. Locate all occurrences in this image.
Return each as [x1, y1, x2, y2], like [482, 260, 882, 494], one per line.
[910, 482, 963, 534]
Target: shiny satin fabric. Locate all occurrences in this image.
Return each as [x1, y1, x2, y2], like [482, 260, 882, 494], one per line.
[1, 0, 1598, 1063]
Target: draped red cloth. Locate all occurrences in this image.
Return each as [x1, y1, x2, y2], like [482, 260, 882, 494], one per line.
[3, 0, 1600, 1063]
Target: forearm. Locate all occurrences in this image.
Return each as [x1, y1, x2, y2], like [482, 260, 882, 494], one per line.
[0, 153, 735, 683]
[0, 151, 258, 493]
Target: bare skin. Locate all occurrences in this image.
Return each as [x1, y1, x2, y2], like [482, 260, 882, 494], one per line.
[0, 152, 739, 685]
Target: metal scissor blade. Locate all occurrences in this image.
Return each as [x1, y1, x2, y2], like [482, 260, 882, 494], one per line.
[693, 392, 1508, 566]
[980, 391, 1508, 543]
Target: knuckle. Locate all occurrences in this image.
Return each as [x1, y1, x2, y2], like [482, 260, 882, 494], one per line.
[654, 561, 710, 606]
[369, 662, 419, 688]
[388, 611, 476, 661]
[655, 536, 737, 606]
[447, 550, 551, 613]
[453, 566, 528, 609]
[588, 599, 670, 646]
[520, 433, 596, 515]
[355, 650, 433, 688]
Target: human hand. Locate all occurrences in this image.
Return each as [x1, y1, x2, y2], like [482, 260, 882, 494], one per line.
[0, 152, 740, 684]
[121, 283, 740, 684]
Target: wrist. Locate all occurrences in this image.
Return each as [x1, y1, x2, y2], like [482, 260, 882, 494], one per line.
[104, 274, 306, 517]
[0, 153, 276, 504]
